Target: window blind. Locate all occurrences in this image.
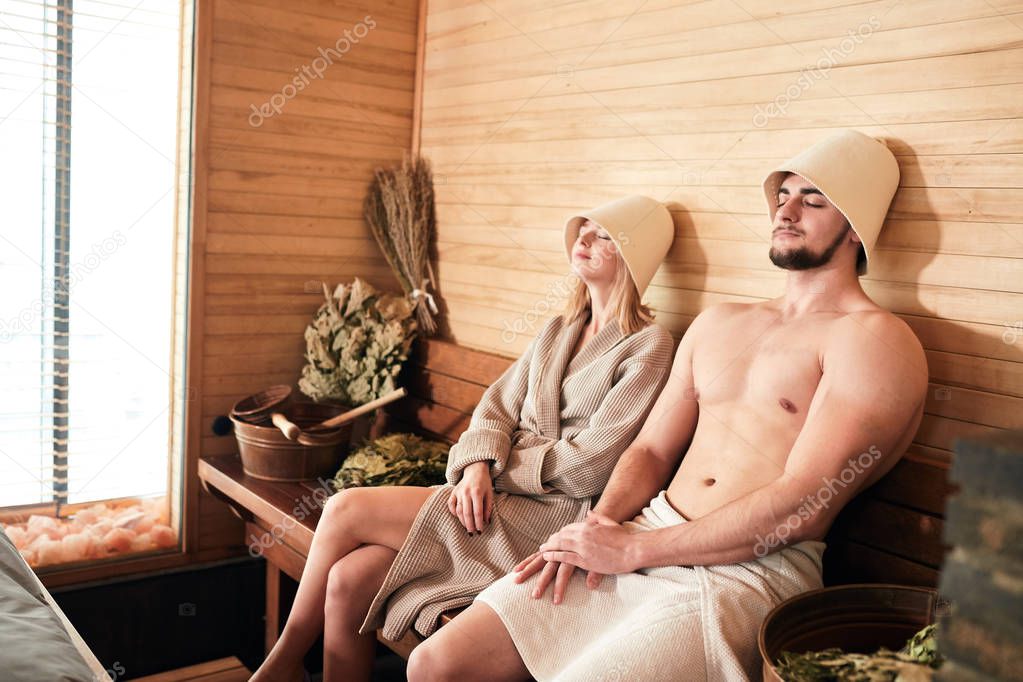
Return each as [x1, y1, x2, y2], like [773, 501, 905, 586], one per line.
[0, 0, 188, 512]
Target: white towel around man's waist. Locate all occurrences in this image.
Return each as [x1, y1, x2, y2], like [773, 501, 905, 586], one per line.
[475, 490, 826, 682]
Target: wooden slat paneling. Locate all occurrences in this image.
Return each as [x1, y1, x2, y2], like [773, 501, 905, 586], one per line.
[418, 0, 1023, 587]
[191, 0, 418, 555]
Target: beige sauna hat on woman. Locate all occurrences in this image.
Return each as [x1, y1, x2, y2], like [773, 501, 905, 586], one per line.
[563, 195, 674, 297]
[762, 129, 900, 275]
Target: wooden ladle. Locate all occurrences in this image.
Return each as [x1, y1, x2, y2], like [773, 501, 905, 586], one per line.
[294, 388, 407, 445]
[230, 385, 302, 440]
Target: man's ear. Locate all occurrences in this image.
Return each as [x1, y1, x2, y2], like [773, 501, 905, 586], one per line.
[847, 222, 861, 244]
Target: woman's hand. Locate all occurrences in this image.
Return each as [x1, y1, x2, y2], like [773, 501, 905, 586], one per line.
[447, 461, 493, 534]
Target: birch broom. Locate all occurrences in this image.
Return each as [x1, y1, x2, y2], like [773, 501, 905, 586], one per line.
[364, 155, 439, 335]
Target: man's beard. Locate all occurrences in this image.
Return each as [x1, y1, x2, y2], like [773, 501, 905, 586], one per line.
[769, 226, 849, 271]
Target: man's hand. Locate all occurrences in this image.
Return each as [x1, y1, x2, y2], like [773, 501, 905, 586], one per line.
[448, 461, 493, 534]
[512, 551, 605, 605]
[538, 511, 639, 575]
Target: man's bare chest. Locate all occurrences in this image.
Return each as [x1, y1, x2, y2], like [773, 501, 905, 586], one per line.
[692, 316, 828, 418]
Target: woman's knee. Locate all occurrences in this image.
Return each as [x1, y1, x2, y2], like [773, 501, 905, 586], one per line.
[407, 637, 458, 682]
[321, 487, 367, 530]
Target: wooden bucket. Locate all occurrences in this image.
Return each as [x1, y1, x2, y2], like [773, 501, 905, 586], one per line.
[230, 401, 354, 482]
[759, 583, 940, 681]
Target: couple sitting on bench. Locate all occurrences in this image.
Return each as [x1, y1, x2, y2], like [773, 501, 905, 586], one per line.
[251, 130, 929, 682]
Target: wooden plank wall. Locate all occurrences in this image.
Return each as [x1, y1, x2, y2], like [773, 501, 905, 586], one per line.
[190, 0, 419, 556]
[419, 0, 1023, 508]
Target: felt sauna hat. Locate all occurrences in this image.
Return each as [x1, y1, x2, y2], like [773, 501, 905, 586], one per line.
[762, 129, 900, 274]
[563, 195, 674, 297]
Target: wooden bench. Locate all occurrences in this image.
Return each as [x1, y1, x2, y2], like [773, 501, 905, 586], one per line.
[387, 337, 953, 589]
[199, 336, 952, 662]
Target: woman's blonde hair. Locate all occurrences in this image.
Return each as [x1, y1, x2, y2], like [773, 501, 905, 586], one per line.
[562, 249, 654, 335]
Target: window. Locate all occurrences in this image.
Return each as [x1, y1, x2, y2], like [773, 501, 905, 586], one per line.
[0, 0, 193, 568]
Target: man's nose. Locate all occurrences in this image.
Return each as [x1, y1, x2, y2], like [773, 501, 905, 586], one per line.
[775, 196, 799, 224]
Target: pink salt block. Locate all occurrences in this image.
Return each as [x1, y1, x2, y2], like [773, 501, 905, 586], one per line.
[61, 533, 93, 562]
[130, 532, 153, 552]
[18, 548, 37, 566]
[74, 509, 98, 525]
[134, 514, 157, 534]
[28, 533, 52, 552]
[88, 520, 113, 538]
[102, 527, 135, 553]
[150, 524, 177, 549]
[4, 525, 28, 548]
[27, 514, 58, 533]
[113, 510, 145, 529]
[35, 539, 64, 565]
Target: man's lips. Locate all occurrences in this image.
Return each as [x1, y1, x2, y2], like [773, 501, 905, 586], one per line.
[773, 229, 802, 238]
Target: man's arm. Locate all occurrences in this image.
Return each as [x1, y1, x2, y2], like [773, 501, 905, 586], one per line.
[541, 311, 929, 572]
[514, 308, 709, 602]
[590, 310, 705, 521]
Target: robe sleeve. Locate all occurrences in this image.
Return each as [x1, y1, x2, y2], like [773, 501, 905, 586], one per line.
[445, 335, 538, 485]
[493, 331, 672, 498]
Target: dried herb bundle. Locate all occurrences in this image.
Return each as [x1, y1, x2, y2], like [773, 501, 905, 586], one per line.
[775, 624, 943, 681]
[298, 278, 416, 406]
[332, 433, 449, 490]
[364, 155, 439, 335]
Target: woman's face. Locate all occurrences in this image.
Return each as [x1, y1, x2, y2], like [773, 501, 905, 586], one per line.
[570, 219, 619, 284]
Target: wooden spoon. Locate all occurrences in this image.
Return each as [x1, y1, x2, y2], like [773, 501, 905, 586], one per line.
[295, 388, 407, 445]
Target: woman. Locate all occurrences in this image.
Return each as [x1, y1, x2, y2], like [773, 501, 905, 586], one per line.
[250, 194, 677, 682]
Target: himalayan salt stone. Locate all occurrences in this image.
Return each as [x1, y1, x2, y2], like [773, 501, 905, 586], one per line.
[61, 533, 93, 562]
[134, 514, 157, 534]
[35, 539, 64, 565]
[130, 532, 153, 552]
[150, 524, 177, 549]
[88, 520, 113, 538]
[27, 515, 58, 533]
[102, 527, 135, 553]
[28, 533, 53, 552]
[4, 525, 28, 548]
[75, 509, 98, 525]
[142, 498, 170, 526]
[18, 548, 37, 566]
[113, 510, 144, 529]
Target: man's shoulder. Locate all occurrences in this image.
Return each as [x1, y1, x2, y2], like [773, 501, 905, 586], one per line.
[827, 307, 928, 388]
[835, 307, 924, 355]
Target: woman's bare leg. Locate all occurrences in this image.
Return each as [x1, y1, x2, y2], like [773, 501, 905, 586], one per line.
[322, 544, 397, 682]
[406, 602, 531, 682]
[250, 486, 436, 682]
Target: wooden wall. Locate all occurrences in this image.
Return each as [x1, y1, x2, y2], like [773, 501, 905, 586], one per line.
[418, 0, 1023, 518]
[188, 0, 419, 557]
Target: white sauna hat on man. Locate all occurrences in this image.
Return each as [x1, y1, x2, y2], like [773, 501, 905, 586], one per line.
[762, 129, 900, 275]
[563, 195, 674, 297]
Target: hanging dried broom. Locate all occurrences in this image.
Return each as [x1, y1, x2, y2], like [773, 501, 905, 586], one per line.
[364, 155, 439, 335]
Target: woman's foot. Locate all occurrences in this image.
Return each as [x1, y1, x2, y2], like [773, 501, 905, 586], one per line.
[249, 655, 305, 682]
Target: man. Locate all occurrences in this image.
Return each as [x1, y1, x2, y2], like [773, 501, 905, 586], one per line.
[407, 130, 929, 681]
